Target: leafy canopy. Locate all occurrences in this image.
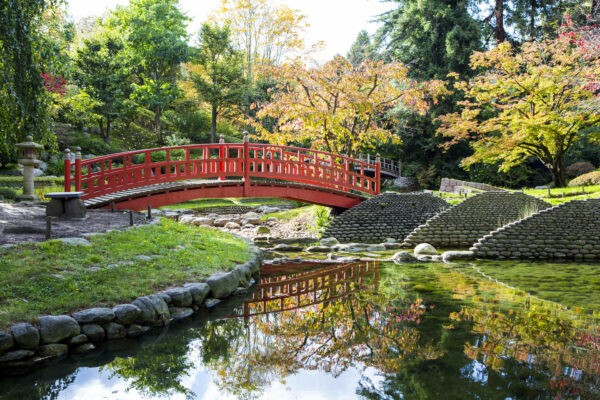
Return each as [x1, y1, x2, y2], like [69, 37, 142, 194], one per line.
[438, 37, 600, 187]
[250, 56, 446, 157]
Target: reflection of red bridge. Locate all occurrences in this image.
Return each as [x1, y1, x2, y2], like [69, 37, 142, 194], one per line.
[64, 137, 380, 210]
[228, 262, 378, 319]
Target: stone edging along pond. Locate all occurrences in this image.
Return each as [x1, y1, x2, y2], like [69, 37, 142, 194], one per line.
[0, 242, 263, 376]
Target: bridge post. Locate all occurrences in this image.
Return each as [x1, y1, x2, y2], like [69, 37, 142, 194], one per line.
[74, 147, 82, 192]
[64, 148, 71, 192]
[243, 131, 250, 196]
[219, 134, 225, 181]
[375, 153, 381, 195]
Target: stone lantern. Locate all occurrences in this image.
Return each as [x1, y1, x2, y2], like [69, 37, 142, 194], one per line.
[16, 136, 43, 201]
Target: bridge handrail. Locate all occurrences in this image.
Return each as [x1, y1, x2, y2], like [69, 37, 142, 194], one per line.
[64, 137, 380, 200]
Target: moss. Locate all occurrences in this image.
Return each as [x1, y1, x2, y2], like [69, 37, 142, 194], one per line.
[0, 219, 253, 329]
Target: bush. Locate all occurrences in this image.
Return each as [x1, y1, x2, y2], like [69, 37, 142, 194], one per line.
[416, 165, 438, 190]
[566, 161, 595, 178]
[568, 171, 600, 187]
[0, 187, 18, 200]
[72, 135, 123, 156]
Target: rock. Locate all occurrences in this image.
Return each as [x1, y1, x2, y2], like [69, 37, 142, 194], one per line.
[306, 246, 331, 253]
[442, 251, 475, 262]
[56, 238, 91, 247]
[127, 324, 149, 338]
[414, 243, 438, 256]
[213, 218, 232, 227]
[69, 334, 88, 347]
[243, 211, 261, 219]
[260, 206, 280, 214]
[72, 343, 95, 354]
[366, 244, 386, 251]
[0, 350, 34, 363]
[46, 199, 64, 217]
[183, 283, 210, 305]
[112, 304, 142, 325]
[164, 287, 193, 307]
[224, 222, 241, 229]
[273, 244, 303, 252]
[192, 217, 213, 226]
[158, 293, 172, 304]
[204, 298, 221, 308]
[135, 255, 154, 262]
[168, 307, 194, 320]
[72, 308, 115, 325]
[132, 295, 170, 326]
[81, 324, 105, 343]
[64, 198, 86, 219]
[391, 251, 418, 263]
[39, 316, 80, 343]
[320, 237, 339, 246]
[383, 243, 404, 250]
[206, 272, 240, 299]
[10, 323, 39, 350]
[385, 238, 397, 243]
[241, 217, 261, 225]
[0, 331, 14, 353]
[417, 255, 435, 262]
[103, 322, 126, 340]
[38, 344, 68, 358]
[178, 215, 196, 225]
[255, 226, 271, 235]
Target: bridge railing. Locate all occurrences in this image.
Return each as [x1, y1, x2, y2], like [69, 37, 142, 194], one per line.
[64, 134, 380, 200]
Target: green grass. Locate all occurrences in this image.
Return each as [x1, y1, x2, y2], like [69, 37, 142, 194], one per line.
[522, 185, 600, 204]
[160, 197, 296, 210]
[0, 219, 253, 329]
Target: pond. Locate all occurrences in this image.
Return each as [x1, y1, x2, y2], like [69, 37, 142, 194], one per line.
[1, 259, 599, 399]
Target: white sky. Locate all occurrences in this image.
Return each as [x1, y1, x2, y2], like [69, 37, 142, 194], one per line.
[66, 0, 395, 63]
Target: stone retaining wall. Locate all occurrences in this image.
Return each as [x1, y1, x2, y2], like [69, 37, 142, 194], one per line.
[403, 192, 550, 248]
[322, 192, 449, 243]
[0, 247, 263, 376]
[471, 199, 600, 260]
[439, 178, 503, 194]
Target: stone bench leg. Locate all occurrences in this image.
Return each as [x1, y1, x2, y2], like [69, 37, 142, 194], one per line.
[46, 199, 64, 217]
[64, 198, 86, 219]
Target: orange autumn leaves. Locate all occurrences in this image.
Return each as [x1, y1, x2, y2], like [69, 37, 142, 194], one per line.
[248, 57, 447, 157]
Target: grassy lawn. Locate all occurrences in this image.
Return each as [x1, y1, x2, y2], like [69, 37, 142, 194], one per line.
[160, 197, 297, 210]
[0, 219, 253, 329]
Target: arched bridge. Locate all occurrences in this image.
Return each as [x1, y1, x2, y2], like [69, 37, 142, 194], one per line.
[64, 137, 380, 210]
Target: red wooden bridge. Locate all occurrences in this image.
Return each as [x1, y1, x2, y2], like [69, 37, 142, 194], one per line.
[64, 135, 380, 210]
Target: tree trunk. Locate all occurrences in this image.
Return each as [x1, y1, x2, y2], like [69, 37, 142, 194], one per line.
[495, 0, 506, 43]
[105, 114, 111, 144]
[529, 0, 536, 40]
[551, 156, 567, 188]
[154, 107, 163, 145]
[98, 118, 106, 143]
[211, 105, 218, 143]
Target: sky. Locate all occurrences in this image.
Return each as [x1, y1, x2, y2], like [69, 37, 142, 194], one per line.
[66, 0, 395, 63]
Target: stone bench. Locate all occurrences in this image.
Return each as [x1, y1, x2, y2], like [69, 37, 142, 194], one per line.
[45, 192, 86, 218]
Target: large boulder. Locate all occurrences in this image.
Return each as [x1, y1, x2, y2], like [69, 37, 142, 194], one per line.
[163, 287, 193, 307]
[414, 243, 438, 256]
[320, 237, 339, 246]
[132, 295, 170, 326]
[72, 308, 115, 325]
[273, 244, 303, 252]
[0, 331, 14, 353]
[183, 283, 210, 305]
[0, 349, 34, 363]
[82, 324, 105, 343]
[38, 344, 68, 358]
[10, 323, 39, 350]
[206, 272, 240, 299]
[103, 322, 126, 340]
[38, 316, 80, 343]
[112, 304, 142, 325]
[442, 251, 475, 263]
[224, 222, 241, 229]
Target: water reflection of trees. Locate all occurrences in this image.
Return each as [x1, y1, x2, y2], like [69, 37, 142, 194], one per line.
[98, 262, 600, 400]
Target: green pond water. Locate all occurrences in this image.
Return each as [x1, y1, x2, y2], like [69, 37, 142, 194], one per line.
[1, 259, 600, 400]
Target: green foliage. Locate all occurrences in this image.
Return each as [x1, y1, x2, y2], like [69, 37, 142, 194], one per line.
[108, 0, 190, 144]
[0, 187, 18, 200]
[190, 22, 247, 143]
[0, 219, 252, 329]
[347, 30, 379, 66]
[416, 164, 439, 189]
[74, 31, 133, 143]
[0, 0, 60, 166]
[72, 135, 124, 156]
[568, 171, 600, 187]
[314, 206, 331, 233]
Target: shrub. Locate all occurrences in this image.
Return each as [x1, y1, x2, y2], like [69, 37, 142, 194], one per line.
[566, 161, 595, 178]
[416, 165, 438, 190]
[568, 171, 600, 187]
[0, 187, 18, 200]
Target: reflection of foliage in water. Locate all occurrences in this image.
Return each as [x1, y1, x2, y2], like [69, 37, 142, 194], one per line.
[99, 262, 600, 400]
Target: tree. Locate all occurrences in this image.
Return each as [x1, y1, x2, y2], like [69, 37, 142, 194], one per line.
[347, 30, 379, 67]
[74, 32, 132, 143]
[438, 38, 600, 187]
[251, 57, 445, 157]
[214, 0, 310, 80]
[108, 0, 189, 144]
[0, 0, 60, 166]
[189, 23, 246, 143]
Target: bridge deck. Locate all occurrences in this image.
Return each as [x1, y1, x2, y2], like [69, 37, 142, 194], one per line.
[84, 179, 367, 210]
